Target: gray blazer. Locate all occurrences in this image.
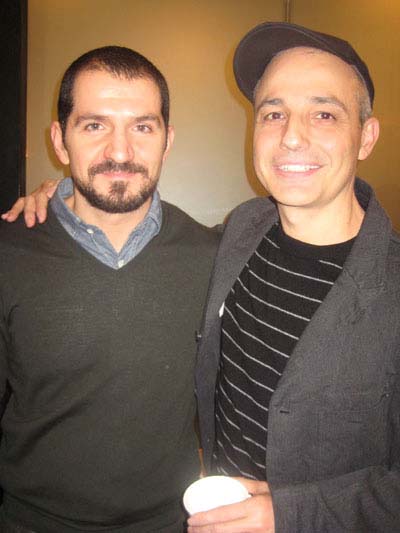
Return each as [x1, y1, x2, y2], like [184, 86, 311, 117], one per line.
[196, 179, 400, 532]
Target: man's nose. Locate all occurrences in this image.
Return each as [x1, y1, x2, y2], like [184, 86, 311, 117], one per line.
[104, 129, 134, 162]
[280, 116, 309, 151]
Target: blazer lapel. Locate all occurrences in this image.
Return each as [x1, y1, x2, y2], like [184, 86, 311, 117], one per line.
[272, 184, 391, 399]
[203, 198, 278, 334]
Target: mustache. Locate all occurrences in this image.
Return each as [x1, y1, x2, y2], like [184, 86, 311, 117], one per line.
[88, 159, 148, 178]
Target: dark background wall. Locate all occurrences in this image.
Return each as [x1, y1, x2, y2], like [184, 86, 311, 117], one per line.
[0, 0, 27, 213]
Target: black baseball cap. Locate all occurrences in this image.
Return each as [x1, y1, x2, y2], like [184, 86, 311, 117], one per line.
[233, 22, 374, 105]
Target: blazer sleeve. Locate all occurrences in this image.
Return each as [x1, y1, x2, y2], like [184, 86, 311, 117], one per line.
[272, 461, 400, 532]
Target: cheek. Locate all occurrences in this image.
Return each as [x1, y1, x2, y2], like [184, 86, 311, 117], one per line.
[69, 154, 85, 171]
[68, 153, 93, 180]
[315, 129, 357, 161]
[145, 144, 168, 167]
[253, 132, 273, 162]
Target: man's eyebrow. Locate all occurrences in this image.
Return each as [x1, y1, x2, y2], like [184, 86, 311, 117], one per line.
[134, 114, 162, 126]
[310, 96, 348, 113]
[73, 113, 162, 128]
[255, 98, 283, 113]
[255, 96, 349, 115]
[73, 114, 107, 127]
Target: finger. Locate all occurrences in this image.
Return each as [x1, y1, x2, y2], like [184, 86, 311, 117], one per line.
[35, 192, 52, 223]
[23, 195, 40, 227]
[26, 179, 59, 224]
[189, 515, 274, 533]
[1, 212, 12, 221]
[188, 501, 246, 527]
[188, 521, 240, 533]
[232, 477, 269, 495]
[1, 198, 27, 223]
[188, 515, 267, 533]
[187, 518, 245, 532]
[188, 526, 216, 533]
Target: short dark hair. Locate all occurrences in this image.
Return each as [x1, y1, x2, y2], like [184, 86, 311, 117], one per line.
[58, 46, 170, 137]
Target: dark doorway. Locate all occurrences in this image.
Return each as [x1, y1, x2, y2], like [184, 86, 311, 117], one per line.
[0, 0, 27, 213]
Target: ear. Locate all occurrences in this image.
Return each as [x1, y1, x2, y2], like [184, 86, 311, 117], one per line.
[51, 121, 70, 165]
[358, 117, 380, 161]
[162, 125, 175, 162]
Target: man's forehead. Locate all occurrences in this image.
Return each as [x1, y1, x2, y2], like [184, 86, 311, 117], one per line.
[70, 69, 161, 109]
[266, 46, 350, 75]
[257, 46, 359, 92]
[73, 68, 146, 91]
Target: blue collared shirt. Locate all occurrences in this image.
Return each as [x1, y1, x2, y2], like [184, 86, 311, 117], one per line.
[50, 177, 162, 269]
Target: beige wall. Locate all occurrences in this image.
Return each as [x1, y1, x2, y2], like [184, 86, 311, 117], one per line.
[292, 0, 400, 229]
[27, 0, 400, 229]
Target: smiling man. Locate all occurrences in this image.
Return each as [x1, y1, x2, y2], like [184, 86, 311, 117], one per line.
[193, 23, 400, 532]
[0, 47, 219, 532]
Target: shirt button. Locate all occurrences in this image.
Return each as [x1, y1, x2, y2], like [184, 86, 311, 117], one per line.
[118, 259, 125, 268]
[87, 229, 94, 234]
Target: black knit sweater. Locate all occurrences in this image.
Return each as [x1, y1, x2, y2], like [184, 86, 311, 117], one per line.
[0, 202, 219, 532]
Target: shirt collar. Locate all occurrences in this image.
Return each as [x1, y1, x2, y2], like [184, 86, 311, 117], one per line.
[50, 177, 162, 236]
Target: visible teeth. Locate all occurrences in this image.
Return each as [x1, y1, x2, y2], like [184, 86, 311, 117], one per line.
[279, 164, 319, 172]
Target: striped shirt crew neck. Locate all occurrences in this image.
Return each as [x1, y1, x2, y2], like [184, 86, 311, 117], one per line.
[214, 222, 355, 480]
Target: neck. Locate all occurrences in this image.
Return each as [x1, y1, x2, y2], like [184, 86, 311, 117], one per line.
[278, 194, 365, 245]
[65, 194, 152, 252]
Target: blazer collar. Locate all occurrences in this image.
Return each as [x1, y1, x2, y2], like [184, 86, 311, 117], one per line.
[204, 196, 278, 331]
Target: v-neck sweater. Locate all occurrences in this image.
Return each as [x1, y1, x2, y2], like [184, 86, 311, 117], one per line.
[0, 202, 220, 532]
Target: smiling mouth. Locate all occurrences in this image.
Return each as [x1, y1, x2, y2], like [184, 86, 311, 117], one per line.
[277, 164, 321, 172]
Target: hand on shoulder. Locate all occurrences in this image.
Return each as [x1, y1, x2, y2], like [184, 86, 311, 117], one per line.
[1, 178, 60, 227]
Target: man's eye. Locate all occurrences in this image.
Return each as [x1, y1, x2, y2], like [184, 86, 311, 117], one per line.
[85, 123, 103, 131]
[260, 111, 284, 122]
[136, 124, 152, 133]
[316, 112, 335, 120]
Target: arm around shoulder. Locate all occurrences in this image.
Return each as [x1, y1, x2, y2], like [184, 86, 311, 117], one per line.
[1, 178, 60, 227]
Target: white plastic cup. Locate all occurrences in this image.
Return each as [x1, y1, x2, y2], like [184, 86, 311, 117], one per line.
[183, 475, 250, 515]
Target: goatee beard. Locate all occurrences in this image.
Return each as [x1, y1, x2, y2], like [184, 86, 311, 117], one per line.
[73, 159, 158, 214]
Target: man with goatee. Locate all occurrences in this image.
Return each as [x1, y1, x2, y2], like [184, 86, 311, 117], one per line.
[0, 46, 219, 532]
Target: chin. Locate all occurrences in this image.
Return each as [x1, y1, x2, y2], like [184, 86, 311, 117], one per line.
[274, 191, 318, 209]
